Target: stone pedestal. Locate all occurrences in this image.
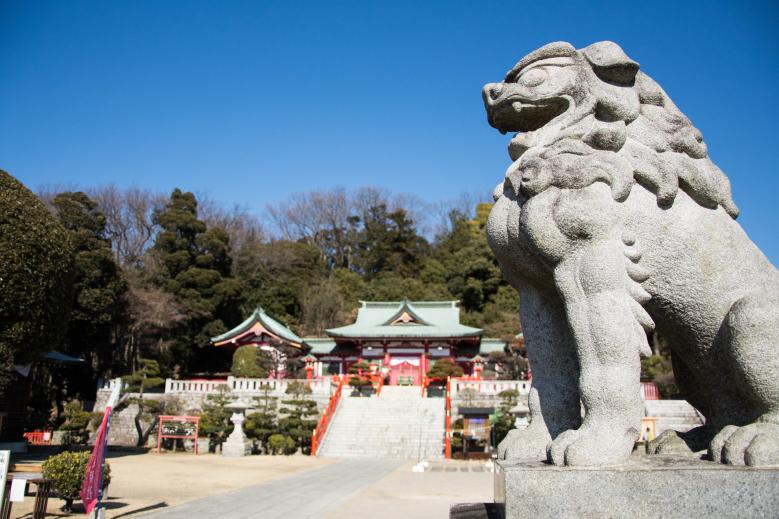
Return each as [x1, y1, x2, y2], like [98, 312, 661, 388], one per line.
[493, 456, 779, 518]
[221, 409, 251, 457]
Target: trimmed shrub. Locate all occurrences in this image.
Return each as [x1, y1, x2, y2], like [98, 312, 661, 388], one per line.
[267, 433, 288, 455]
[426, 359, 464, 380]
[59, 401, 102, 445]
[231, 345, 274, 378]
[41, 451, 111, 512]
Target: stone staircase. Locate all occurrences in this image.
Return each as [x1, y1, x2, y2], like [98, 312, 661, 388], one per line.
[317, 385, 445, 460]
[644, 399, 704, 435]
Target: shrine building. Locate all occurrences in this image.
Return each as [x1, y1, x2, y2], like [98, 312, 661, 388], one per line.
[210, 306, 306, 378]
[211, 300, 506, 385]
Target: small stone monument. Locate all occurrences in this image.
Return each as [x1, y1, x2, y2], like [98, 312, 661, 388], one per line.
[221, 400, 252, 457]
[467, 40, 779, 518]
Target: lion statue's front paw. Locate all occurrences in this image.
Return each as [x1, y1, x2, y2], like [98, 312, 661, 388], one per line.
[497, 426, 551, 461]
[547, 426, 636, 466]
[709, 422, 779, 466]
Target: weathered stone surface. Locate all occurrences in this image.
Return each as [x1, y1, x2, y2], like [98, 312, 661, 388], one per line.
[495, 457, 779, 518]
[483, 41, 779, 466]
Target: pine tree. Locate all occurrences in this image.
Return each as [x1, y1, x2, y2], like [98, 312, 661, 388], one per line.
[51, 191, 128, 392]
[277, 381, 318, 454]
[435, 204, 502, 314]
[199, 385, 235, 449]
[119, 358, 167, 446]
[245, 383, 278, 453]
[492, 389, 520, 445]
[152, 189, 243, 373]
[354, 204, 428, 278]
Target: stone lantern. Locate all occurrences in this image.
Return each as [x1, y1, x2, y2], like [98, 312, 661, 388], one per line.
[222, 400, 252, 457]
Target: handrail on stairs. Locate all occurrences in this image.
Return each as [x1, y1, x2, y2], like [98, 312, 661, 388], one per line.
[444, 376, 452, 459]
[311, 375, 345, 456]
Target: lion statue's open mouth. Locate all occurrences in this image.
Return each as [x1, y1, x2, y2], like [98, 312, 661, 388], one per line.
[483, 92, 570, 135]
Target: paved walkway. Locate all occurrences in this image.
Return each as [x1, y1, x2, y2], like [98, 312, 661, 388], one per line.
[138, 459, 402, 519]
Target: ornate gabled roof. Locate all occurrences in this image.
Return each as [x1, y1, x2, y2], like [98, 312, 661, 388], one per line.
[383, 300, 429, 326]
[325, 300, 482, 339]
[211, 307, 304, 348]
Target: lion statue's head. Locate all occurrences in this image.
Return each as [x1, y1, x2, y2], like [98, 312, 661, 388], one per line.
[483, 41, 739, 218]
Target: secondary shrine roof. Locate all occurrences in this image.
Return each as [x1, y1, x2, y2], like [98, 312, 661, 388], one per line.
[325, 300, 482, 339]
[211, 307, 304, 348]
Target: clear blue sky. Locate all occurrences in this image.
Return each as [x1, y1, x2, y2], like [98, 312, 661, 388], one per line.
[1, 1, 778, 262]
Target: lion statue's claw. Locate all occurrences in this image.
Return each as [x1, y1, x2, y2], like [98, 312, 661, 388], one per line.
[547, 429, 580, 466]
[548, 426, 636, 466]
[710, 422, 779, 466]
[498, 427, 550, 461]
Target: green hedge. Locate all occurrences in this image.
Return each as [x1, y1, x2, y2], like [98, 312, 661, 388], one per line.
[41, 451, 111, 511]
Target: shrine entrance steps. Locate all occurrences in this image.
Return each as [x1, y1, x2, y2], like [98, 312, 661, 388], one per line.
[316, 385, 445, 460]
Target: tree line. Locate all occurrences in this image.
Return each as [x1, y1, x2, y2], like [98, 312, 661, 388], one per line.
[2, 170, 523, 420]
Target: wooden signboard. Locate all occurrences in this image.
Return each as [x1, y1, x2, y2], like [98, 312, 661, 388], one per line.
[157, 416, 200, 454]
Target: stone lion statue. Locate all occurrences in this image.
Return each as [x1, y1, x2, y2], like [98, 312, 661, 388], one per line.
[483, 41, 779, 466]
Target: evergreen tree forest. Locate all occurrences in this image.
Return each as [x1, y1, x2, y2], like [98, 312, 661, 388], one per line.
[2, 173, 527, 421]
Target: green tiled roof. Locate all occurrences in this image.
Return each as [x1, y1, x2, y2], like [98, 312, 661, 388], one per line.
[479, 338, 508, 354]
[326, 300, 482, 339]
[210, 307, 303, 346]
[302, 338, 338, 354]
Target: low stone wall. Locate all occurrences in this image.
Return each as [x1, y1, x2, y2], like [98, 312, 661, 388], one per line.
[95, 377, 532, 446]
[94, 378, 335, 446]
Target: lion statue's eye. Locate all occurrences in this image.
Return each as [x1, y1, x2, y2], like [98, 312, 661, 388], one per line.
[517, 67, 548, 87]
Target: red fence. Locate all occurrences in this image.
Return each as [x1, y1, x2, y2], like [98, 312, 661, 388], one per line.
[23, 430, 53, 445]
[310, 376, 345, 456]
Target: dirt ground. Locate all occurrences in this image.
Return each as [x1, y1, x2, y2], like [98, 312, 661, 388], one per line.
[10, 452, 333, 518]
[9, 452, 493, 518]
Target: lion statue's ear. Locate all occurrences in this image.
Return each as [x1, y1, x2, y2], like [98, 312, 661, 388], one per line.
[582, 41, 639, 85]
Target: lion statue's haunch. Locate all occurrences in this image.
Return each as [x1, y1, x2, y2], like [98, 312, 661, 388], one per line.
[483, 41, 779, 467]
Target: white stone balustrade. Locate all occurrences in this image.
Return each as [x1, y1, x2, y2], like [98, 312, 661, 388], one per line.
[164, 378, 228, 394]
[163, 376, 333, 396]
[450, 379, 530, 400]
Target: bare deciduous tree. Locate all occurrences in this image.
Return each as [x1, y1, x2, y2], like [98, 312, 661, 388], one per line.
[122, 281, 186, 372]
[267, 187, 353, 269]
[197, 194, 266, 253]
[88, 185, 165, 268]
